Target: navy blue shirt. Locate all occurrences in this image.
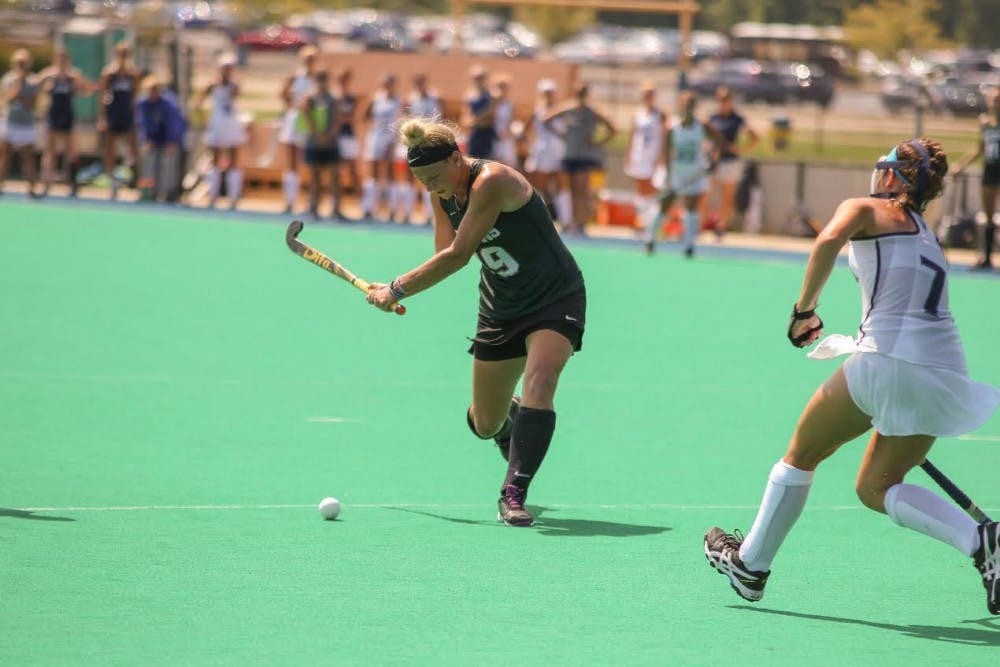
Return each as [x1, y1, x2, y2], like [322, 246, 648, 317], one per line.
[709, 111, 746, 161]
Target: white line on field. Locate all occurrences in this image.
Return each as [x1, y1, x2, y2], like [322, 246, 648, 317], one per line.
[306, 417, 366, 423]
[957, 434, 1000, 442]
[12, 503, 888, 513]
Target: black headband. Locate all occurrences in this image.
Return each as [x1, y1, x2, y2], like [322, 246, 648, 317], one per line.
[406, 143, 458, 167]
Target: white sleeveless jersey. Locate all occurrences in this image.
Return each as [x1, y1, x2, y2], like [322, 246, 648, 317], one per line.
[850, 207, 967, 372]
[493, 98, 514, 134]
[210, 81, 237, 118]
[369, 92, 401, 132]
[625, 107, 664, 180]
[289, 72, 313, 109]
[408, 92, 442, 120]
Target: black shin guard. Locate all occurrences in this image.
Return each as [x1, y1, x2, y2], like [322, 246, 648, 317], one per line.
[503, 407, 556, 492]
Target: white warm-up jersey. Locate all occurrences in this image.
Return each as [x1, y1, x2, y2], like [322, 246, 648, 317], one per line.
[850, 207, 967, 372]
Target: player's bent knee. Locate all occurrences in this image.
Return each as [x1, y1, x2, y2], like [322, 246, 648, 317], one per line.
[467, 406, 504, 440]
[855, 479, 889, 513]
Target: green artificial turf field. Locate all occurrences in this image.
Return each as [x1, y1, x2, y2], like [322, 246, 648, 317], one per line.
[3, 201, 999, 665]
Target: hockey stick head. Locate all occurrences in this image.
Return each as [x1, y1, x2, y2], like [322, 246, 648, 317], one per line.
[286, 219, 305, 247]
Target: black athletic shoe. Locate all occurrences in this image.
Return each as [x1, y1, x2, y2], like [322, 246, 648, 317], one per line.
[974, 521, 1000, 615]
[498, 484, 534, 527]
[494, 395, 521, 462]
[704, 527, 770, 602]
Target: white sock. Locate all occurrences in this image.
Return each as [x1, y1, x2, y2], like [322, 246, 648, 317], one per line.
[208, 167, 221, 200]
[554, 190, 572, 226]
[884, 483, 982, 556]
[638, 195, 661, 242]
[282, 171, 299, 208]
[682, 209, 699, 251]
[739, 461, 814, 572]
[225, 169, 243, 201]
[360, 179, 376, 215]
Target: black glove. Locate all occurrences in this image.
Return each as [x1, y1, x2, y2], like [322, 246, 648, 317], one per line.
[787, 303, 823, 348]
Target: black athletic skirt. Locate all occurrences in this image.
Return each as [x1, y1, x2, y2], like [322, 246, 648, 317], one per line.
[983, 164, 1000, 186]
[467, 288, 586, 361]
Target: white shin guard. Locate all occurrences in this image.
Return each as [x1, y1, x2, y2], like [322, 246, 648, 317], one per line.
[884, 483, 981, 556]
[739, 461, 815, 572]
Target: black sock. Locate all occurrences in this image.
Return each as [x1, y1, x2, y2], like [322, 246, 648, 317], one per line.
[503, 407, 556, 492]
[985, 223, 996, 263]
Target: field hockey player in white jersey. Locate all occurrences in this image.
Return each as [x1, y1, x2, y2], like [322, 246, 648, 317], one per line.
[704, 138, 1000, 614]
[196, 53, 247, 209]
[278, 45, 319, 214]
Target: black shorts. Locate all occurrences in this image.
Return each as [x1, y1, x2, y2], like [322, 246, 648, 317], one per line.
[468, 288, 586, 361]
[106, 113, 134, 135]
[48, 111, 74, 133]
[562, 158, 600, 174]
[983, 164, 1000, 186]
[305, 145, 341, 166]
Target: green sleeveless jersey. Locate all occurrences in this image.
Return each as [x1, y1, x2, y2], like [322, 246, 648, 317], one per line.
[439, 160, 584, 321]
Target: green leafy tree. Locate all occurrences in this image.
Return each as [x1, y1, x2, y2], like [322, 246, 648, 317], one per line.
[843, 0, 948, 58]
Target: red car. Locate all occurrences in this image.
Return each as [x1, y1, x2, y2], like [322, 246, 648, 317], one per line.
[236, 25, 310, 51]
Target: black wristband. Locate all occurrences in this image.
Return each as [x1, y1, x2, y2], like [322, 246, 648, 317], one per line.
[790, 303, 817, 320]
[388, 278, 407, 301]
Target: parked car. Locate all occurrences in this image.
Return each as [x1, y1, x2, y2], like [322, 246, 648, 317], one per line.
[879, 75, 929, 114]
[235, 25, 311, 52]
[929, 73, 998, 116]
[774, 62, 836, 107]
[688, 59, 788, 104]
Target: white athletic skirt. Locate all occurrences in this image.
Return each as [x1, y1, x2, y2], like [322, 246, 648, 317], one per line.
[524, 139, 562, 174]
[338, 135, 359, 160]
[838, 351, 1000, 437]
[670, 165, 707, 196]
[624, 146, 659, 181]
[278, 110, 305, 146]
[204, 112, 247, 148]
[3, 121, 38, 148]
[362, 129, 396, 161]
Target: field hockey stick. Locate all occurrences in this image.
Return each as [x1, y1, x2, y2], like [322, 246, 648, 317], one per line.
[285, 220, 406, 316]
[920, 458, 991, 524]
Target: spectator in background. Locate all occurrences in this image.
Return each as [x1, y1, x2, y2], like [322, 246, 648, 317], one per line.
[135, 74, 187, 203]
[359, 73, 401, 220]
[98, 42, 141, 200]
[624, 81, 667, 246]
[706, 86, 758, 237]
[300, 69, 345, 221]
[196, 53, 247, 210]
[38, 48, 96, 197]
[0, 48, 40, 197]
[953, 87, 1000, 269]
[523, 79, 567, 225]
[462, 66, 495, 159]
[278, 45, 319, 214]
[394, 72, 442, 224]
[334, 67, 360, 199]
[491, 74, 518, 168]
[544, 82, 616, 236]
